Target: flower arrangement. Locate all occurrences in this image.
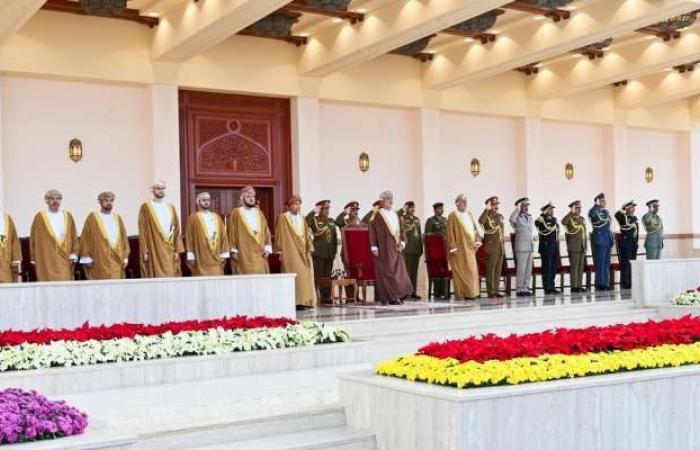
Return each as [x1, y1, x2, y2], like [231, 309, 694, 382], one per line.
[376, 316, 700, 389]
[671, 287, 700, 306]
[0, 317, 349, 372]
[0, 388, 87, 445]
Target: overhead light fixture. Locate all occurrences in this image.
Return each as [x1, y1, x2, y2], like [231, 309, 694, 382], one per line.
[355, 8, 367, 13]
[332, 17, 343, 23]
[464, 37, 474, 42]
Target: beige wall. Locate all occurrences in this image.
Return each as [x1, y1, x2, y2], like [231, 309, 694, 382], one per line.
[0, 76, 155, 234]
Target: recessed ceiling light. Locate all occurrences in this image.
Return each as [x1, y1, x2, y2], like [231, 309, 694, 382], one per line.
[464, 37, 474, 42]
[332, 18, 343, 23]
[355, 8, 367, 13]
[534, 16, 545, 21]
[147, 12, 159, 17]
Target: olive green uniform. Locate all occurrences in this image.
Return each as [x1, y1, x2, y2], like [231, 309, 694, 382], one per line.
[402, 213, 423, 297]
[562, 212, 588, 291]
[424, 215, 447, 236]
[479, 210, 504, 297]
[307, 214, 338, 299]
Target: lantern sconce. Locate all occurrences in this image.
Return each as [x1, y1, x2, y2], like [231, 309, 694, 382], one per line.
[68, 138, 83, 163]
[564, 162, 574, 180]
[358, 152, 370, 173]
[470, 158, 481, 177]
[645, 166, 654, 183]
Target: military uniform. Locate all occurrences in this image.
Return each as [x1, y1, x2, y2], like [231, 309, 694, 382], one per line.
[425, 216, 447, 236]
[535, 203, 559, 294]
[509, 198, 534, 296]
[614, 201, 639, 290]
[562, 200, 588, 292]
[335, 201, 359, 230]
[642, 199, 664, 260]
[589, 193, 614, 290]
[424, 202, 447, 297]
[362, 200, 382, 225]
[401, 203, 423, 299]
[308, 204, 339, 300]
[479, 197, 505, 298]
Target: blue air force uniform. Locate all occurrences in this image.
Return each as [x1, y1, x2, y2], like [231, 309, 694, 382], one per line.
[588, 193, 614, 290]
[535, 202, 559, 294]
[614, 201, 639, 290]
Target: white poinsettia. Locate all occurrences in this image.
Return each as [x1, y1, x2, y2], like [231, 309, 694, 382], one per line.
[671, 290, 700, 306]
[0, 322, 349, 372]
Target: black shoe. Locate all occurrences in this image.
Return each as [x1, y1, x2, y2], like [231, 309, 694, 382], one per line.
[571, 288, 581, 293]
[388, 299, 402, 305]
[412, 294, 422, 300]
[580, 287, 588, 292]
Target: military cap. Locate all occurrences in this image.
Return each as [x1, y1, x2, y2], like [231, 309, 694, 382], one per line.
[404, 201, 415, 208]
[485, 196, 499, 205]
[594, 193, 605, 202]
[315, 199, 330, 207]
[515, 197, 529, 207]
[541, 201, 555, 212]
[344, 201, 359, 209]
[622, 200, 637, 209]
[646, 199, 659, 207]
[432, 202, 444, 209]
[568, 200, 581, 208]
[372, 200, 383, 208]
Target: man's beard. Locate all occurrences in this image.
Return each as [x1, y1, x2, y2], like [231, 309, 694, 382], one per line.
[243, 198, 256, 207]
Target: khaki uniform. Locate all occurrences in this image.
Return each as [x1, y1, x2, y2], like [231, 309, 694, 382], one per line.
[478, 210, 504, 296]
[562, 212, 588, 290]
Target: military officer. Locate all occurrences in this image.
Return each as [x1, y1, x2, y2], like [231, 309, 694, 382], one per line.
[479, 196, 505, 298]
[536, 202, 560, 294]
[335, 201, 359, 229]
[425, 202, 447, 236]
[509, 197, 534, 296]
[308, 201, 339, 300]
[614, 200, 639, 290]
[562, 200, 588, 293]
[424, 202, 447, 297]
[642, 199, 664, 260]
[361, 200, 382, 225]
[589, 193, 614, 291]
[306, 199, 330, 223]
[402, 201, 423, 299]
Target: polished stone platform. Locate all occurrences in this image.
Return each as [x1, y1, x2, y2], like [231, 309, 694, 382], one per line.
[0, 291, 668, 450]
[632, 258, 700, 307]
[342, 364, 700, 450]
[0, 274, 296, 330]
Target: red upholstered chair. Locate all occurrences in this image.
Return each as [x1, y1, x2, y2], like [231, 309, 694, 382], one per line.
[423, 234, 452, 299]
[342, 228, 375, 302]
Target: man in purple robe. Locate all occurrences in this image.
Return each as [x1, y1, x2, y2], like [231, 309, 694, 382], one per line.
[369, 190, 413, 305]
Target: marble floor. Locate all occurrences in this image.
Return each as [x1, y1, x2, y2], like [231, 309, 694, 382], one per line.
[299, 288, 634, 322]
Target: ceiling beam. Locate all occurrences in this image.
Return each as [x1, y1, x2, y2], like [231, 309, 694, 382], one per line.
[298, 0, 512, 77]
[41, 0, 159, 28]
[502, 1, 570, 22]
[528, 27, 700, 99]
[141, 0, 188, 18]
[152, 0, 294, 62]
[616, 68, 700, 109]
[283, 1, 364, 24]
[423, 0, 700, 90]
[0, 0, 49, 44]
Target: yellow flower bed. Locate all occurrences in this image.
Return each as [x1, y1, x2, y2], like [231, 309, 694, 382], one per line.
[375, 342, 700, 389]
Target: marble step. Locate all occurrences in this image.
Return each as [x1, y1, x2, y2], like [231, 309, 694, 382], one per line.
[2, 420, 138, 450]
[0, 340, 370, 396]
[190, 427, 376, 450]
[62, 363, 370, 437]
[336, 300, 647, 339]
[137, 406, 347, 450]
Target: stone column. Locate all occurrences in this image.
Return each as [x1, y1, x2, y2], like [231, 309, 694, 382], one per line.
[290, 97, 322, 203]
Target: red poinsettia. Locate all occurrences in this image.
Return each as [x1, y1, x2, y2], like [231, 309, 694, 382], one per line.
[0, 316, 297, 347]
[418, 315, 700, 363]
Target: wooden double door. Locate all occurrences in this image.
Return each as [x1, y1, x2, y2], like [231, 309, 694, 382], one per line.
[179, 90, 292, 228]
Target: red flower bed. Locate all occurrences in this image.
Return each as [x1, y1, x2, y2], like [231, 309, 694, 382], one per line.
[0, 316, 297, 347]
[419, 315, 700, 363]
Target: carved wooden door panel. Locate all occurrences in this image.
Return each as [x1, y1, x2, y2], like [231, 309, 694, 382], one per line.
[179, 91, 291, 227]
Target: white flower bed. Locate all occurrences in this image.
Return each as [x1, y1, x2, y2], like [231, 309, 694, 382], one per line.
[671, 290, 700, 306]
[0, 322, 349, 372]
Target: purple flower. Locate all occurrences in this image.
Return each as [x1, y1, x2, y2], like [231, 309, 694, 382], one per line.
[0, 388, 88, 445]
